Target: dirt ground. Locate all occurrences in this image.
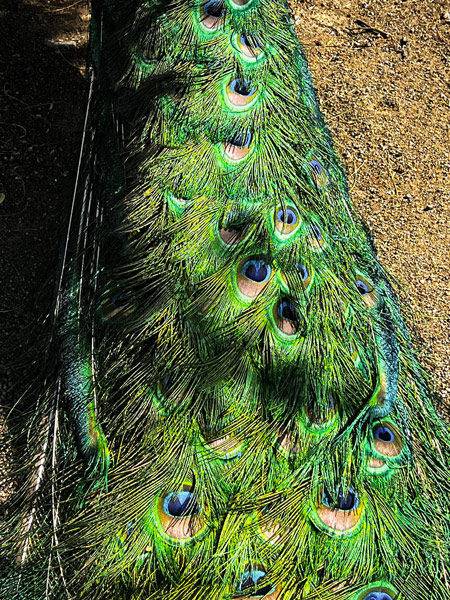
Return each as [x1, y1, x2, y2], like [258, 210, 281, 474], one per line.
[290, 0, 450, 403]
[0, 0, 449, 503]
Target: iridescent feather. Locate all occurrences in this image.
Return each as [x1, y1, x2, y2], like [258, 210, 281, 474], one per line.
[1, 1, 450, 599]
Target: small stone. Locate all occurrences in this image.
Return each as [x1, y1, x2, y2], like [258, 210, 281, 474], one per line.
[0, 193, 5, 205]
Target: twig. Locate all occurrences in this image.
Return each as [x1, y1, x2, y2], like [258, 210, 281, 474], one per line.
[386, 155, 399, 201]
[0, 122, 27, 137]
[347, 19, 389, 39]
[51, 0, 85, 12]
[3, 85, 31, 108]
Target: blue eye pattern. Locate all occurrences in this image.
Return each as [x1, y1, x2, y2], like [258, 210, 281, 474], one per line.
[223, 130, 253, 161]
[226, 130, 253, 148]
[277, 300, 297, 322]
[234, 31, 265, 61]
[111, 292, 130, 308]
[277, 208, 297, 226]
[237, 258, 273, 298]
[201, 0, 226, 30]
[315, 484, 364, 533]
[356, 279, 369, 294]
[309, 222, 325, 248]
[372, 421, 403, 457]
[163, 490, 200, 518]
[240, 33, 262, 51]
[298, 264, 308, 281]
[322, 486, 359, 511]
[296, 262, 312, 289]
[273, 298, 303, 337]
[274, 205, 300, 235]
[237, 569, 275, 597]
[229, 78, 256, 97]
[354, 274, 378, 308]
[156, 484, 206, 542]
[307, 155, 329, 188]
[374, 425, 395, 443]
[363, 593, 394, 600]
[203, 0, 226, 18]
[242, 259, 271, 283]
[226, 78, 258, 109]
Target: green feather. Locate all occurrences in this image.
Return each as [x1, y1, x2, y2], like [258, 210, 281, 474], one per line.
[1, 0, 450, 599]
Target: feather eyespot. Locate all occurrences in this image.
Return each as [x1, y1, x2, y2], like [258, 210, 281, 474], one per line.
[309, 223, 325, 249]
[322, 486, 359, 512]
[354, 585, 397, 600]
[111, 292, 130, 308]
[157, 373, 187, 404]
[206, 435, 242, 460]
[372, 422, 403, 457]
[219, 213, 250, 245]
[374, 425, 395, 443]
[273, 299, 302, 336]
[356, 280, 369, 294]
[314, 485, 363, 533]
[278, 300, 297, 320]
[362, 592, 394, 600]
[348, 342, 359, 363]
[277, 208, 297, 224]
[274, 205, 300, 236]
[307, 156, 329, 189]
[163, 491, 200, 518]
[101, 291, 134, 322]
[299, 264, 308, 280]
[223, 130, 253, 161]
[229, 78, 256, 96]
[156, 483, 205, 542]
[237, 258, 272, 298]
[236, 32, 264, 60]
[240, 33, 262, 48]
[201, 0, 226, 30]
[297, 263, 312, 289]
[243, 259, 271, 283]
[226, 78, 257, 108]
[237, 569, 277, 598]
[354, 275, 377, 307]
[305, 395, 336, 429]
[228, 130, 252, 148]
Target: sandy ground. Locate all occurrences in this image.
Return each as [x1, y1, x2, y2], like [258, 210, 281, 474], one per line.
[0, 0, 449, 504]
[291, 0, 450, 406]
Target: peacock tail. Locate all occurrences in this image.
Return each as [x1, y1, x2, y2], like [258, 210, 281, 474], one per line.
[1, 0, 450, 598]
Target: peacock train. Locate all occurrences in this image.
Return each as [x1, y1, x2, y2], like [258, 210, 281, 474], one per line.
[1, 1, 450, 599]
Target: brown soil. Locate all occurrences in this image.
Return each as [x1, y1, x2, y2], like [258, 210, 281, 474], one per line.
[0, 0, 449, 503]
[291, 0, 450, 405]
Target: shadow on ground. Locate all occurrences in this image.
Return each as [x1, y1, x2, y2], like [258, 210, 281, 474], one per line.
[0, 0, 90, 504]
